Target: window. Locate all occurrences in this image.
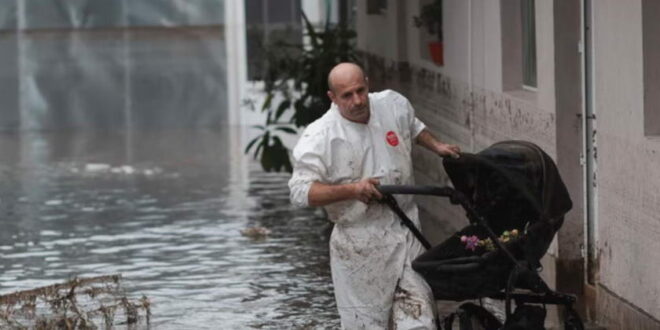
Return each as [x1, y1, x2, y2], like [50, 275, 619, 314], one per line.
[367, 0, 387, 15]
[521, 0, 537, 88]
[416, 0, 443, 66]
[501, 0, 537, 91]
[643, 0, 660, 135]
[244, 0, 302, 80]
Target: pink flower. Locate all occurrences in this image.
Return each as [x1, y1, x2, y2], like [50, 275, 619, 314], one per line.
[460, 235, 467, 243]
[465, 235, 479, 251]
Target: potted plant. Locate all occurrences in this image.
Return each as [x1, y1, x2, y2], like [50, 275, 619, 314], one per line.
[245, 12, 358, 172]
[414, 0, 443, 65]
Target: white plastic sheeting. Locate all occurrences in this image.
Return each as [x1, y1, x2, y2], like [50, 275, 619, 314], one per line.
[0, 0, 226, 131]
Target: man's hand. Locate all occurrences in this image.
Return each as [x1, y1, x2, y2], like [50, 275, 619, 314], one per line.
[416, 129, 461, 159]
[435, 142, 461, 159]
[351, 178, 383, 204]
[308, 178, 383, 207]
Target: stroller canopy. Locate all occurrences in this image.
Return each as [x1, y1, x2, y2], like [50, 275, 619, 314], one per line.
[442, 141, 572, 259]
[411, 141, 573, 301]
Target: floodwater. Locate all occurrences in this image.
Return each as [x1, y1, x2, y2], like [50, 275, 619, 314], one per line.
[0, 128, 340, 329]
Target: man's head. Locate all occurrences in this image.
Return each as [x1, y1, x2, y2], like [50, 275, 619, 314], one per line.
[327, 63, 370, 124]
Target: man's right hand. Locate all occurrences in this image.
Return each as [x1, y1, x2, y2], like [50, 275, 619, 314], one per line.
[351, 178, 383, 204]
[308, 178, 383, 207]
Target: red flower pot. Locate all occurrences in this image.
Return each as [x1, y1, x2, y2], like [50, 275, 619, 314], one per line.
[428, 41, 444, 66]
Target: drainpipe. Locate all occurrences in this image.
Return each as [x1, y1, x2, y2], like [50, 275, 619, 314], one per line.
[580, 0, 598, 285]
[468, 0, 472, 87]
[468, 0, 475, 152]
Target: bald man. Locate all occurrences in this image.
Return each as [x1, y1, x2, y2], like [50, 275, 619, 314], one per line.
[289, 63, 460, 329]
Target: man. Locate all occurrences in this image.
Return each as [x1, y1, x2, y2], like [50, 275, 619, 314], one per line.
[288, 63, 460, 329]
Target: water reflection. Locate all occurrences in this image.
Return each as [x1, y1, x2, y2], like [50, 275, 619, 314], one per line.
[0, 128, 339, 329]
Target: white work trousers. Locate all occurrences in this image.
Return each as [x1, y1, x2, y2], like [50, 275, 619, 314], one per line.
[389, 260, 437, 329]
[337, 253, 437, 330]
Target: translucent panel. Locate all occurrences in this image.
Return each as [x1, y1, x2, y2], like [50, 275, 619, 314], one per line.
[18, 28, 226, 130]
[0, 0, 227, 131]
[126, 28, 226, 128]
[20, 31, 128, 129]
[23, 0, 124, 29]
[127, 0, 224, 27]
[0, 34, 19, 130]
[18, 0, 224, 30]
[0, 0, 17, 30]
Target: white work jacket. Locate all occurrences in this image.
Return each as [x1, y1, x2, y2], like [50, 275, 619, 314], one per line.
[289, 90, 428, 328]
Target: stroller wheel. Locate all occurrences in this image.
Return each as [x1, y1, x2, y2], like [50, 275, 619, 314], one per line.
[563, 306, 585, 330]
[441, 303, 502, 330]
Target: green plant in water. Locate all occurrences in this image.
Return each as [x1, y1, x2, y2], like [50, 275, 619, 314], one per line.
[245, 12, 358, 172]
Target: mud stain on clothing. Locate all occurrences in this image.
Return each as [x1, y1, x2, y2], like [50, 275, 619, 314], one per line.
[393, 286, 422, 320]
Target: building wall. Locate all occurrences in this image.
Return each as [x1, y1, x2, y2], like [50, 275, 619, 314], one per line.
[359, 0, 559, 240]
[356, 0, 660, 328]
[552, 0, 585, 310]
[357, 2, 562, 327]
[592, 0, 660, 326]
[356, 0, 402, 61]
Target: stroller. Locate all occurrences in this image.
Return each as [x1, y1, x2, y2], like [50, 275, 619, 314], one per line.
[377, 140, 584, 329]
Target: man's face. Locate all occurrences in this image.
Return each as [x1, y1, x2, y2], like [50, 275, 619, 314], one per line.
[328, 74, 370, 124]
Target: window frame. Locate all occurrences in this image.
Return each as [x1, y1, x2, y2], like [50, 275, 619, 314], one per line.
[521, 0, 537, 89]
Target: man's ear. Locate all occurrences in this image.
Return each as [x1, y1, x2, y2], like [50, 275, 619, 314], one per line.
[327, 90, 335, 103]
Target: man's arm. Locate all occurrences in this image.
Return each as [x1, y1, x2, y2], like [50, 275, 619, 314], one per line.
[308, 178, 383, 207]
[415, 129, 461, 158]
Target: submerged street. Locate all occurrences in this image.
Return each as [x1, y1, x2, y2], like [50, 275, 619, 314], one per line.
[0, 129, 340, 329]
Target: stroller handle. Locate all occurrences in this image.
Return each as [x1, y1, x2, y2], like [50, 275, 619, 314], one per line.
[378, 184, 524, 272]
[376, 185, 470, 216]
[376, 185, 455, 197]
[376, 185, 465, 251]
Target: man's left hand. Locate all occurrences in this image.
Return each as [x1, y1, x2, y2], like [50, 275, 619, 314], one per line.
[436, 143, 461, 158]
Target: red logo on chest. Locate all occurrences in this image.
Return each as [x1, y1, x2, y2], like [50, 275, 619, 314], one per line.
[386, 131, 399, 147]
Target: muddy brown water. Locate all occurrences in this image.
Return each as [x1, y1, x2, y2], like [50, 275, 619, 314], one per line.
[0, 128, 339, 329]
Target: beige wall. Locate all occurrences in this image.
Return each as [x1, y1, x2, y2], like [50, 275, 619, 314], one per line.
[357, 0, 558, 156]
[357, 0, 560, 237]
[403, 0, 503, 92]
[357, 3, 562, 327]
[592, 0, 660, 322]
[356, 0, 401, 61]
[356, 0, 660, 326]
[357, 0, 561, 256]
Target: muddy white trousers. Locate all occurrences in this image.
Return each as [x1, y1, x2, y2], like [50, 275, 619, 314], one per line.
[389, 259, 437, 329]
[337, 257, 437, 329]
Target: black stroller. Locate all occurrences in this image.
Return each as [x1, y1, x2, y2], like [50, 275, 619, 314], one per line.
[378, 140, 584, 329]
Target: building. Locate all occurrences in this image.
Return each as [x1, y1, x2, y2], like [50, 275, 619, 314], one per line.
[354, 0, 660, 329]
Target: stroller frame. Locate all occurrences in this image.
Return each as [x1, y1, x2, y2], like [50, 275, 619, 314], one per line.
[377, 184, 584, 329]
